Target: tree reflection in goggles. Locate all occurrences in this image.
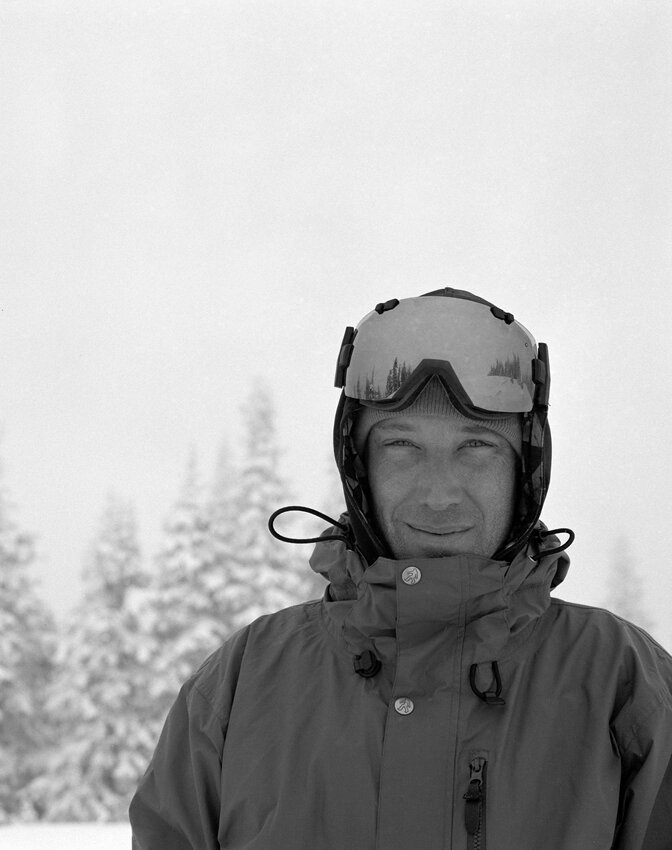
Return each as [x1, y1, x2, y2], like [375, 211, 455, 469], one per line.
[338, 296, 540, 414]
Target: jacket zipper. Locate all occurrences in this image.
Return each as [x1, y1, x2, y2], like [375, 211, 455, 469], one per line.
[463, 756, 487, 850]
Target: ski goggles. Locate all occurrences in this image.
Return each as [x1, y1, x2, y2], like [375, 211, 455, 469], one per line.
[335, 294, 547, 414]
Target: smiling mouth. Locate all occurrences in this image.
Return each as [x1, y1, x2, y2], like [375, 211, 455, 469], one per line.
[409, 525, 472, 536]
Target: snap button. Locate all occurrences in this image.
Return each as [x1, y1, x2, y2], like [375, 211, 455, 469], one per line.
[394, 697, 415, 716]
[401, 566, 421, 585]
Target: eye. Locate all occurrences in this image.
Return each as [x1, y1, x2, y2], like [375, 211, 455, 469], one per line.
[385, 439, 417, 448]
[461, 439, 495, 449]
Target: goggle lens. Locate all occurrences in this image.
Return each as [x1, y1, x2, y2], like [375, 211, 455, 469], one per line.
[342, 297, 537, 414]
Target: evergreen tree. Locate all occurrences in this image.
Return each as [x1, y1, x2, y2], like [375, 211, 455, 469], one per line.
[399, 361, 412, 385]
[233, 381, 315, 625]
[488, 353, 522, 381]
[606, 535, 655, 633]
[0, 463, 55, 822]
[29, 494, 153, 822]
[386, 358, 400, 395]
[364, 368, 381, 400]
[146, 451, 228, 715]
[383, 358, 412, 396]
[206, 440, 253, 635]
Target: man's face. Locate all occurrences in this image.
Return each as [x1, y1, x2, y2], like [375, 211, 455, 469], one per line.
[366, 414, 518, 560]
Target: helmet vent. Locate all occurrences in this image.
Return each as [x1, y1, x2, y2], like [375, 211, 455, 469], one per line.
[374, 298, 400, 314]
[490, 305, 516, 324]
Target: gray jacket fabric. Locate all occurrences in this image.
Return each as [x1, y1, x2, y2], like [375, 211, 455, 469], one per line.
[130, 529, 672, 849]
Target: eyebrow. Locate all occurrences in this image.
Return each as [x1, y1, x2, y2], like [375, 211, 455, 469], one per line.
[373, 421, 419, 433]
[373, 420, 503, 437]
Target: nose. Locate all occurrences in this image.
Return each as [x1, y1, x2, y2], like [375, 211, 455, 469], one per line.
[417, 454, 462, 511]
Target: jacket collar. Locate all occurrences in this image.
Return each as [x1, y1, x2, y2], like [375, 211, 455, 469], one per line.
[311, 522, 569, 666]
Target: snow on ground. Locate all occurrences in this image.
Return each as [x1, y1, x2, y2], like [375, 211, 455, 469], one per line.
[0, 823, 130, 849]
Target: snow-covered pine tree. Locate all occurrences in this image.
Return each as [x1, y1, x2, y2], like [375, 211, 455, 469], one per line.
[205, 440, 253, 636]
[233, 380, 317, 626]
[0, 463, 55, 822]
[606, 534, 655, 634]
[146, 450, 230, 717]
[29, 494, 154, 822]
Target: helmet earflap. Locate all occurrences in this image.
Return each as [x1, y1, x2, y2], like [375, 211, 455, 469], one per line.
[333, 393, 391, 564]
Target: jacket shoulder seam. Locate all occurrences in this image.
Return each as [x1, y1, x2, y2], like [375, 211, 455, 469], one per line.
[618, 687, 672, 753]
[550, 598, 672, 658]
[188, 625, 254, 724]
[191, 679, 229, 726]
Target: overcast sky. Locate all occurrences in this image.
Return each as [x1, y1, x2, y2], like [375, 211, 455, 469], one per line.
[2, 1, 671, 648]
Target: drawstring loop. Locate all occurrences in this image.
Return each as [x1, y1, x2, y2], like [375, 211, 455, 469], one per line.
[535, 527, 575, 557]
[470, 661, 506, 706]
[268, 505, 350, 545]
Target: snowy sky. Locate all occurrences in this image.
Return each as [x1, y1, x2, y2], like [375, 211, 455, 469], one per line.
[2, 1, 671, 649]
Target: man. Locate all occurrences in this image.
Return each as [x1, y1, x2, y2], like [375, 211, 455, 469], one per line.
[130, 289, 672, 849]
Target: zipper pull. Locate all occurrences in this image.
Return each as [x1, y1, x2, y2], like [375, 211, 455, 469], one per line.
[463, 757, 485, 836]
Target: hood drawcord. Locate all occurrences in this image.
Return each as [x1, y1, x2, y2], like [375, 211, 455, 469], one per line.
[470, 661, 506, 706]
[268, 506, 351, 545]
[533, 527, 575, 558]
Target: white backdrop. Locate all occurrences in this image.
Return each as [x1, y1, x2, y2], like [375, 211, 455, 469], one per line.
[2, 1, 671, 647]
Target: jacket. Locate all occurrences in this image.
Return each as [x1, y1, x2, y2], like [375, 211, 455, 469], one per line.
[129, 529, 672, 849]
